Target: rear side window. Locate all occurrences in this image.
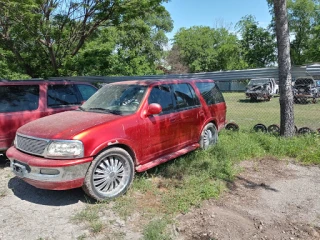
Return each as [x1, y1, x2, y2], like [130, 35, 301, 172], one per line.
[195, 82, 225, 105]
[0, 85, 39, 113]
[171, 83, 199, 109]
[76, 84, 97, 101]
[148, 85, 174, 113]
[47, 84, 80, 107]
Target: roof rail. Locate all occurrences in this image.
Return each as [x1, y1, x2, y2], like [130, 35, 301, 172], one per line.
[0, 79, 73, 82]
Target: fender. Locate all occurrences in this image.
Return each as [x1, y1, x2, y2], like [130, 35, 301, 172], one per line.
[90, 138, 138, 161]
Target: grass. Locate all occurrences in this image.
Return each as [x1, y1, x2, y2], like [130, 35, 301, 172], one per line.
[143, 218, 172, 240]
[72, 204, 104, 234]
[72, 130, 320, 238]
[224, 92, 320, 130]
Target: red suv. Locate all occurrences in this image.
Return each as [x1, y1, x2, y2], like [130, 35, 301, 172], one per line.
[0, 80, 97, 154]
[7, 79, 226, 200]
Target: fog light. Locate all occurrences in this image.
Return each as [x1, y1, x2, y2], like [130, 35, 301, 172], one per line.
[40, 168, 60, 175]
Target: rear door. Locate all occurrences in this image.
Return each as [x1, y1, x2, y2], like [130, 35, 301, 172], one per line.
[171, 83, 203, 145]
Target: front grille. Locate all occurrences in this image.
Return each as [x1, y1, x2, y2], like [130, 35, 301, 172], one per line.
[16, 134, 49, 156]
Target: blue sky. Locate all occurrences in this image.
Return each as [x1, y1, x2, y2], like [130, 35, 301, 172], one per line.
[163, 0, 272, 41]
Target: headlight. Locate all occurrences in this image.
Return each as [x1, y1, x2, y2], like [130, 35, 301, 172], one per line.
[45, 140, 84, 159]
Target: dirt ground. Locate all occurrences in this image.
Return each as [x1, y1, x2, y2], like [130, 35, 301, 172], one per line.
[0, 156, 319, 240]
[175, 158, 320, 240]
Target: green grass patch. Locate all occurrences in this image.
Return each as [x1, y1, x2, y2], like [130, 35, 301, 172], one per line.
[143, 218, 172, 240]
[72, 204, 104, 234]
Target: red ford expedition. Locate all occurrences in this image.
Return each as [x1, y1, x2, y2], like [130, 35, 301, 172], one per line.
[0, 80, 97, 154]
[7, 79, 226, 200]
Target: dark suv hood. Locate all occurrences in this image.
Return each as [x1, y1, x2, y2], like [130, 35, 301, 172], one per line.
[18, 110, 122, 139]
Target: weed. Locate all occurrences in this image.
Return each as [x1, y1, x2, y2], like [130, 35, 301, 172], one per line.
[143, 218, 171, 240]
[77, 234, 87, 240]
[72, 204, 104, 233]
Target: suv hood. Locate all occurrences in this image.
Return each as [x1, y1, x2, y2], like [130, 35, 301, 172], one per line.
[18, 110, 122, 139]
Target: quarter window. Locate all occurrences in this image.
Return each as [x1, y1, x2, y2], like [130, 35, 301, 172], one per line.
[195, 82, 225, 104]
[0, 85, 39, 113]
[47, 84, 80, 107]
[148, 85, 174, 113]
[76, 84, 97, 101]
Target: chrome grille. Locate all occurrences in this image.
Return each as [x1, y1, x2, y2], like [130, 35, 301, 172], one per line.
[16, 134, 49, 156]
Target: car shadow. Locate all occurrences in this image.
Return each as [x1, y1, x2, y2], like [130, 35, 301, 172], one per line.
[238, 99, 268, 103]
[7, 177, 96, 206]
[0, 155, 10, 168]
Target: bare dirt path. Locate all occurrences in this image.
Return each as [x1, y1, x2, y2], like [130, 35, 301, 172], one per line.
[1, 157, 320, 240]
[175, 158, 320, 240]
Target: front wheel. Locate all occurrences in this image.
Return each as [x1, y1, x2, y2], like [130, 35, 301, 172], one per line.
[82, 147, 134, 201]
[199, 123, 218, 150]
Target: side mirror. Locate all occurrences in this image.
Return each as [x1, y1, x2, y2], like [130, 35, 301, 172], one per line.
[146, 103, 162, 116]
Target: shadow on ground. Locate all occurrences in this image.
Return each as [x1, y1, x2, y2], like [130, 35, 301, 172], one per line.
[7, 177, 96, 206]
[0, 154, 10, 168]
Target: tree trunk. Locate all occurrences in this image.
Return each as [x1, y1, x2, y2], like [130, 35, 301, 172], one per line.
[274, 0, 295, 137]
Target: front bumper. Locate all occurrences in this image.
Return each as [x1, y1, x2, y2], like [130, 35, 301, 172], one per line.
[6, 146, 93, 190]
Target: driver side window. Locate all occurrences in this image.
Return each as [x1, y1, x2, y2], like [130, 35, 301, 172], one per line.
[148, 85, 174, 113]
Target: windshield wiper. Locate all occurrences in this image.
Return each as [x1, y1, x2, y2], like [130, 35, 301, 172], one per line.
[78, 106, 86, 111]
[88, 108, 122, 115]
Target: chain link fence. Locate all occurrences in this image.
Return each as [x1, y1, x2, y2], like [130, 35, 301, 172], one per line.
[222, 76, 320, 134]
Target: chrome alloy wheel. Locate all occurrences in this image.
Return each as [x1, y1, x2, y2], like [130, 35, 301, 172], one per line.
[203, 128, 214, 148]
[92, 156, 130, 197]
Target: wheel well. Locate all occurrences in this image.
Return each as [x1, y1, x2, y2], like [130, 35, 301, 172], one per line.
[210, 120, 218, 130]
[98, 144, 137, 165]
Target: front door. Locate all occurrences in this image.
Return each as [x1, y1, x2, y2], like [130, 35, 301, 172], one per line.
[140, 84, 180, 163]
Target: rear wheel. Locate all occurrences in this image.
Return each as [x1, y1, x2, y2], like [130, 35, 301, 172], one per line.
[82, 147, 134, 201]
[199, 123, 218, 150]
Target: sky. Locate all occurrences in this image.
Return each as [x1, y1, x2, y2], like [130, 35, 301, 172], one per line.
[163, 0, 272, 41]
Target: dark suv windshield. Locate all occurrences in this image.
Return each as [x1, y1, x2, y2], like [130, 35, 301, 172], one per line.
[81, 84, 147, 114]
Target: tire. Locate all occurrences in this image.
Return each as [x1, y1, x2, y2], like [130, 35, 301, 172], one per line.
[225, 122, 239, 131]
[199, 123, 218, 150]
[82, 147, 134, 201]
[253, 123, 267, 133]
[267, 124, 280, 135]
[250, 96, 257, 101]
[298, 127, 313, 135]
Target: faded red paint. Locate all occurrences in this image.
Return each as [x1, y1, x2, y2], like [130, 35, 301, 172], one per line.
[7, 79, 227, 191]
[0, 80, 97, 151]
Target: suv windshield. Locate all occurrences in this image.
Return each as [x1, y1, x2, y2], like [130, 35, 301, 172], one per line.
[81, 84, 147, 114]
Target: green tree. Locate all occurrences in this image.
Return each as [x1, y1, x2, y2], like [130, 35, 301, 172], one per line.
[172, 26, 246, 73]
[287, 0, 317, 65]
[236, 15, 276, 68]
[0, 0, 170, 78]
[69, 10, 173, 76]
